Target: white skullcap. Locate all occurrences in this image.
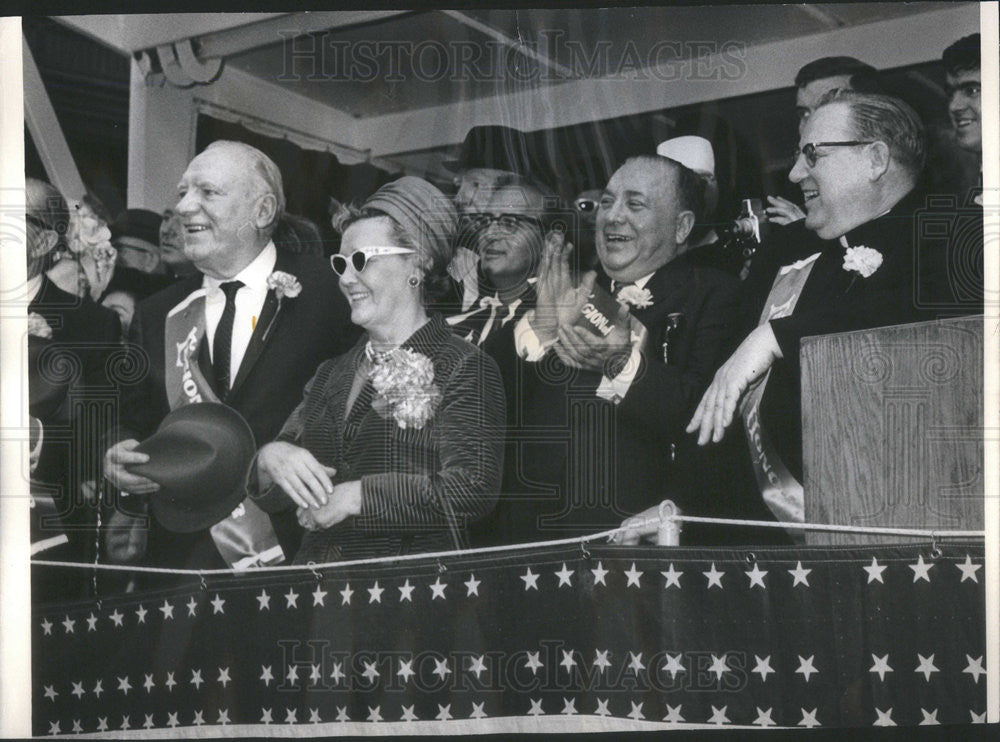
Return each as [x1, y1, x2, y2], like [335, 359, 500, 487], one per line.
[656, 136, 716, 179]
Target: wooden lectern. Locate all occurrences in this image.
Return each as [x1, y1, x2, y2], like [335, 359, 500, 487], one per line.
[800, 316, 983, 545]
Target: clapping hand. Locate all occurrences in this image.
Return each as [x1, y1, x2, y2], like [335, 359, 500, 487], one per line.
[764, 196, 805, 226]
[555, 295, 635, 374]
[530, 231, 586, 344]
[686, 323, 782, 445]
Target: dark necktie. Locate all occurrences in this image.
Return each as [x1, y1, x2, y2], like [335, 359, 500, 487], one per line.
[212, 280, 243, 399]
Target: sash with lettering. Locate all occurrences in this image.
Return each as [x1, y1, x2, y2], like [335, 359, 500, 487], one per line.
[163, 288, 285, 569]
[739, 252, 821, 532]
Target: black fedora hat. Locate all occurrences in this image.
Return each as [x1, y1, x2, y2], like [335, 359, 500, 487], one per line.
[128, 403, 256, 533]
[443, 125, 534, 174]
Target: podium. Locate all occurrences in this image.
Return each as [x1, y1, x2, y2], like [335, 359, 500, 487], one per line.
[800, 316, 983, 545]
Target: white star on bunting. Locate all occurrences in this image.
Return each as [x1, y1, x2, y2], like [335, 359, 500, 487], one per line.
[708, 705, 729, 725]
[464, 573, 481, 596]
[703, 563, 724, 589]
[186, 597, 198, 617]
[745, 564, 767, 589]
[61, 615, 76, 634]
[117, 676, 131, 695]
[873, 707, 895, 726]
[367, 581, 384, 604]
[591, 561, 609, 586]
[256, 590, 271, 610]
[525, 651, 543, 674]
[142, 715, 154, 730]
[135, 604, 147, 623]
[663, 703, 684, 723]
[361, 661, 380, 683]
[956, 555, 981, 583]
[166, 712, 178, 728]
[308, 708, 321, 724]
[628, 652, 645, 673]
[96, 717, 109, 732]
[595, 698, 612, 717]
[340, 583, 354, 605]
[71, 681, 85, 699]
[914, 654, 939, 681]
[218, 709, 230, 725]
[284, 588, 299, 608]
[919, 708, 939, 725]
[624, 562, 643, 587]
[86, 613, 98, 631]
[367, 706, 382, 723]
[554, 563, 574, 587]
[164, 673, 176, 691]
[210, 594, 225, 614]
[661, 564, 682, 588]
[190, 669, 203, 689]
[799, 708, 820, 728]
[963, 655, 986, 683]
[40, 618, 52, 635]
[663, 653, 686, 680]
[627, 701, 645, 721]
[909, 555, 933, 582]
[863, 557, 886, 584]
[560, 650, 576, 672]
[397, 659, 415, 683]
[120, 715, 131, 731]
[93, 679, 104, 697]
[429, 577, 447, 600]
[72, 720, 83, 733]
[336, 706, 350, 722]
[520, 567, 540, 590]
[400, 705, 417, 722]
[970, 710, 987, 723]
[527, 698, 545, 716]
[436, 704, 453, 721]
[143, 674, 155, 693]
[870, 653, 892, 681]
[330, 662, 345, 685]
[795, 655, 818, 681]
[286, 665, 298, 684]
[43, 685, 57, 701]
[398, 579, 415, 602]
[560, 698, 578, 715]
[192, 710, 204, 726]
[469, 655, 487, 679]
[753, 707, 776, 726]
[159, 600, 175, 619]
[260, 665, 273, 686]
[470, 702, 487, 719]
[284, 708, 297, 724]
[593, 649, 612, 673]
[433, 657, 452, 680]
[311, 585, 327, 606]
[752, 655, 774, 681]
[708, 654, 729, 680]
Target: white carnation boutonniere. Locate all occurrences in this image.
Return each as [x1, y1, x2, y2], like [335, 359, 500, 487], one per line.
[843, 245, 883, 279]
[28, 312, 53, 339]
[266, 270, 302, 300]
[369, 347, 443, 430]
[261, 271, 302, 341]
[616, 285, 653, 309]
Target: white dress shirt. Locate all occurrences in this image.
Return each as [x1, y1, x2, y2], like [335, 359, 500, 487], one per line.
[202, 242, 277, 388]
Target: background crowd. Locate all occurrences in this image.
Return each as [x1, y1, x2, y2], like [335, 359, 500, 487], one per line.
[26, 35, 984, 601]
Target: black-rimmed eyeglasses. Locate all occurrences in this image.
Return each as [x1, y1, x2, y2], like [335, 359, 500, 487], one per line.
[470, 213, 545, 234]
[794, 141, 875, 167]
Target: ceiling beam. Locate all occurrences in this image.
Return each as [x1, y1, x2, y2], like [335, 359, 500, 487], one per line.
[439, 10, 575, 80]
[195, 10, 414, 60]
[359, 3, 979, 159]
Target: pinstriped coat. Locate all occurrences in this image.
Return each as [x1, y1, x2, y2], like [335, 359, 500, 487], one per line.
[251, 314, 506, 563]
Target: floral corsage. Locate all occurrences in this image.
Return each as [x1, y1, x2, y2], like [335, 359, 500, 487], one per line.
[843, 245, 883, 278]
[369, 347, 443, 429]
[616, 285, 653, 309]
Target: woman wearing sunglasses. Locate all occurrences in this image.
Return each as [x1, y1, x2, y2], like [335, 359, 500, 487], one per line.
[251, 176, 506, 562]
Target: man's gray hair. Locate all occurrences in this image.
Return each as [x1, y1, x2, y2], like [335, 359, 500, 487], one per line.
[823, 91, 925, 180]
[204, 140, 286, 235]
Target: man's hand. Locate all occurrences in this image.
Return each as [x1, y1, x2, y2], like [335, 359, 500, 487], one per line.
[296, 480, 362, 530]
[105, 509, 148, 564]
[687, 323, 782, 445]
[104, 440, 159, 494]
[764, 196, 805, 226]
[257, 441, 336, 510]
[554, 301, 633, 374]
[530, 231, 583, 343]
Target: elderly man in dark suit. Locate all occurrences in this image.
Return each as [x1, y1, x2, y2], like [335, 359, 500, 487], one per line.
[103, 141, 357, 572]
[686, 92, 935, 540]
[475, 155, 740, 544]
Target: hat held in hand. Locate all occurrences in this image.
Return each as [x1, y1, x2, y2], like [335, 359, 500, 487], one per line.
[128, 403, 255, 533]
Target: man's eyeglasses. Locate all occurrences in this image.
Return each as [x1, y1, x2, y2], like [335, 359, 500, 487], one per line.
[794, 141, 875, 167]
[330, 246, 415, 276]
[471, 213, 545, 234]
